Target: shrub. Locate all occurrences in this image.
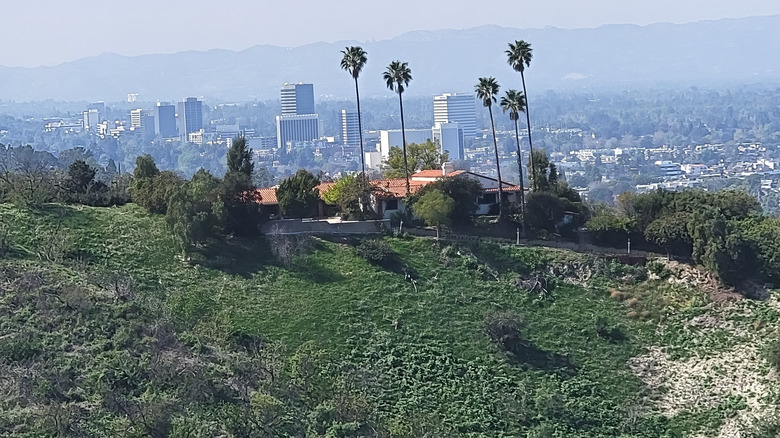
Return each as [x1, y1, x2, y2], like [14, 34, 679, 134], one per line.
[355, 239, 391, 265]
[595, 316, 626, 342]
[484, 310, 524, 354]
[647, 260, 672, 279]
[277, 169, 320, 218]
[0, 223, 14, 257]
[267, 228, 313, 268]
[766, 338, 780, 371]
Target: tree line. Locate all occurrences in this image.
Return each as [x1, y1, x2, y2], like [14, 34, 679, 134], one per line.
[587, 188, 780, 286]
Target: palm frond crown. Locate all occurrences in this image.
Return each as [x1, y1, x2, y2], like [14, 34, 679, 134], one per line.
[383, 61, 412, 94]
[475, 77, 500, 107]
[506, 40, 533, 73]
[500, 89, 527, 122]
[340, 46, 367, 79]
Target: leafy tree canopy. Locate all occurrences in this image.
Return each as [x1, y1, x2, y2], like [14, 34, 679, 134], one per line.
[383, 141, 449, 179]
[277, 169, 320, 218]
[414, 189, 455, 229]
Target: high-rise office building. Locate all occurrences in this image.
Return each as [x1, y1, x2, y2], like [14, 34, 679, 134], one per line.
[276, 114, 319, 149]
[341, 109, 360, 146]
[433, 93, 477, 138]
[130, 109, 143, 129]
[83, 109, 100, 132]
[140, 113, 156, 142]
[155, 102, 177, 138]
[277, 83, 319, 148]
[433, 122, 464, 160]
[281, 83, 315, 116]
[178, 97, 203, 141]
[88, 102, 106, 122]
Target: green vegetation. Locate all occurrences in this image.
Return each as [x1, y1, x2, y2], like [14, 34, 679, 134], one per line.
[413, 189, 454, 230]
[320, 174, 370, 220]
[412, 174, 483, 227]
[276, 169, 320, 218]
[586, 188, 780, 286]
[382, 140, 448, 179]
[1, 201, 778, 436]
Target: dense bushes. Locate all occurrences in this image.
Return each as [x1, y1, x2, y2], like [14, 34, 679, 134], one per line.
[586, 189, 773, 285]
[413, 175, 483, 226]
[354, 238, 392, 264]
[277, 169, 320, 218]
[0, 146, 129, 207]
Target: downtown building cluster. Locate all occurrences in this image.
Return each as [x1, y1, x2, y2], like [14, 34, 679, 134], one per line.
[43, 85, 480, 172]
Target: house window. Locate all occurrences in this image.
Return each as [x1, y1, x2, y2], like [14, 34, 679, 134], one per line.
[386, 199, 399, 210]
[478, 193, 495, 205]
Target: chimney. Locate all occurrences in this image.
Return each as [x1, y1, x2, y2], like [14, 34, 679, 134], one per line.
[442, 162, 455, 176]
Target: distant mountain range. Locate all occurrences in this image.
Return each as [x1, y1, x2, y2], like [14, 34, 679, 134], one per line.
[2, 15, 780, 103]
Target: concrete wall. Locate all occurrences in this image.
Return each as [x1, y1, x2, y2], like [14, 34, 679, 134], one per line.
[261, 219, 391, 235]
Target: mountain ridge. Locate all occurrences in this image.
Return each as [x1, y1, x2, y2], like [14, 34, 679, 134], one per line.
[1, 15, 780, 102]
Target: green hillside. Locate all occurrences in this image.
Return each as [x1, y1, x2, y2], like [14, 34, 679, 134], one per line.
[0, 203, 778, 437]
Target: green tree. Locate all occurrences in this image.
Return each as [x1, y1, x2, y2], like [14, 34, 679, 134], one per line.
[644, 212, 692, 258]
[528, 149, 550, 192]
[506, 40, 536, 187]
[227, 136, 254, 176]
[221, 136, 260, 234]
[688, 207, 754, 285]
[500, 89, 528, 230]
[132, 170, 182, 214]
[340, 46, 368, 177]
[133, 154, 159, 180]
[525, 192, 566, 235]
[414, 175, 482, 227]
[65, 160, 96, 194]
[165, 170, 222, 258]
[586, 210, 633, 248]
[383, 60, 413, 195]
[321, 174, 369, 220]
[131, 154, 181, 214]
[414, 189, 455, 238]
[383, 140, 448, 179]
[277, 169, 320, 218]
[743, 217, 780, 284]
[475, 76, 505, 220]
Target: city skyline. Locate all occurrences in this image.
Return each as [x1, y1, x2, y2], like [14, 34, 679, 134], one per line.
[3, 0, 780, 68]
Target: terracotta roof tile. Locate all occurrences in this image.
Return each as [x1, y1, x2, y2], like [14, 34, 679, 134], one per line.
[256, 187, 278, 205]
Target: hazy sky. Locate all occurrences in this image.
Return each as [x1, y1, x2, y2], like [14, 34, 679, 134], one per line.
[5, 0, 780, 68]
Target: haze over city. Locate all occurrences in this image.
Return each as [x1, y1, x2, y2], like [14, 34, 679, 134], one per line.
[4, 0, 780, 67]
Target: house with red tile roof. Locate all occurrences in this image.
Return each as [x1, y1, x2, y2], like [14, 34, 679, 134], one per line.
[255, 163, 523, 220]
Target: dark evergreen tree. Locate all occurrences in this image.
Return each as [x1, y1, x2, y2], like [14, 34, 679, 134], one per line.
[277, 170, 320, 218]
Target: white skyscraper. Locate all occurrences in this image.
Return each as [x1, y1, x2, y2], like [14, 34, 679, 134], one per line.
[130, 109, 143, 129]
[433, 93, 477, 138]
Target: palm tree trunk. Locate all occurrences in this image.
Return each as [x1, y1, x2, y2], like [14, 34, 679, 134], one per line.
[488, 105, 503, 220]
[513, 118, 526, 236]
[355, 77, 365, 177]
[521, 71, 536, 191]
[399, 91, 410, 196]
[355, 77, 369, 213]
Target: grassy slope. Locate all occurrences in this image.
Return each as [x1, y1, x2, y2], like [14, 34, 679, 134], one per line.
[0, 203, 777, 437]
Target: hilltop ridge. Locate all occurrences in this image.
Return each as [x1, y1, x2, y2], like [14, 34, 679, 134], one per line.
[1, 15, 780, 102]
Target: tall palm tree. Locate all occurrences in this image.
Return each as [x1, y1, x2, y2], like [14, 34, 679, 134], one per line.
[506, 40, 537, 190]
[475, 77, 504, 220]
[500, 89, 527, 228]
[383, 60, 413, 195]
[340, 46, 368, 177]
